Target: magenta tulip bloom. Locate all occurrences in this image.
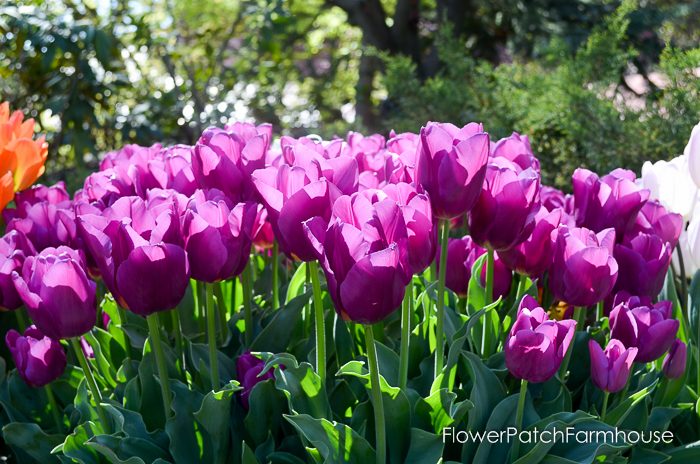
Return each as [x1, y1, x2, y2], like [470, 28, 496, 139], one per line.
[437, 235, 511, 298]
[505, 295, 576, 383]
[3, 182, 71, 224]
[589, 339, 637, 393]
[252, 164, 340, 261]
[469, 156, 540, 251]
[663, 339, 687, 379]
[613, 233, 673, 298]
[414, 122, 490, 219]
[626, 200, 682, 249]
[6, 201, 76, 252]
[572, 168, 650, 238]
[304, 192, 410, 324]
[609, 299, 679, 363]
[12, 247, 96, 340]
[499, 205, 561, 277]
[539, 186, 570, 213]
[182, 190, 260, 282]
[549, 226, 618, 306]
[6, 326, 66, 387]
[236, 352, 275, 410]
[491, 132, 540, 173]
[77, 196, 190, 316]
[0, 231, 35, 311]
[76, 168, 135, 207]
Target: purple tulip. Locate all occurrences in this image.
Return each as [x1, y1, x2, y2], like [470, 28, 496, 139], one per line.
[77, 196, 190, 317]
[252, 164, 340, 261]
[539, 186, 568, 212]
[437, 235, 512, 298]
[75, 168, 135, 207]
[491, 132, 540, 173]
[469, 156, 540, 251]
[572, 168, 650, 239]
[414, 122, 490, 219]
[549, 226, 618, 306]
[6, 201, 76, 251]
[182, 190, 260, 282]
[0, 231, 35, 310]
[609, 299, 679, 363]
[613, 233, 673, 298]
[663, 339, 687, 379]
[505, 295, 576, 383]
[12, 247, 96, 339]
[3, 182, 71, 224]
[499, 205, 562, 277]
[236, 351, 276, 410]
[382, 182, 437, 275]
[589, 339, 637, 393]
[303, 192, 410, 324]
[161, 145, 197, 196]
[5, 326, 66, 387]
[100, 143, 162, 171]
[626, 200, 682, 249]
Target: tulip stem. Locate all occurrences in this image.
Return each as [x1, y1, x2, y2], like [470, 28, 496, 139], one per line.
[170, 309, 185, 374]
[601, 391, 610, 422]
[145, 314, 173, 420]
[596, 301, 603, 322]
[511, 379, 528, 462]
[242, 263, 254, 345]
[482, 248, 495, 357]
[14, 309, 28, 332]
[435, 218, 449, 377]
[214, 282, 227, 345]
[365, 325, 386, 464]
[399, 281, 412, 390]
[558, 307, 583, 380]
[44, 384, 63, 432]
[70, 337, 110, 432]
[309, 260, 326, 382]
[205, 283, 220, 390]
[272, 242, 280, 310]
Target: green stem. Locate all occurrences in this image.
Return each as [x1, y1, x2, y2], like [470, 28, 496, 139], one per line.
[14, 309, 28, 332]
[214, 282, 228, 345]
[196, 281, 206, 333]
[145, 314, 173, 420]
[482, 248, 495, 357]
[365, 326, 386, 464]
[272, 241, 280, 310]
[434, 219, 449, 377]
[309, 260, 326, 382]
[511, 380, 528, 462]
[206, 283, 220, 389]
[44, 384, 63, 432]
[601, 391, 610, 422]
[170, 310, 184, 371]
[70, 337, 110, 432]
[596, 301, 603, 322]
[558, 307, 583, 380]
[241, 264, 254, 345]
[399, 282, 412, 390]
[677, 243, 689, 307]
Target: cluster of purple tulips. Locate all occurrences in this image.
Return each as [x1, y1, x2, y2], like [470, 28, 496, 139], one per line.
[0, 119, 689, 463]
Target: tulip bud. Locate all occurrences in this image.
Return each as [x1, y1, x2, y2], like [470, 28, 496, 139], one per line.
[5, 326, 66, 387]
[589, 339, 637, 393]
[236, 352, 275, 410]
[662, 339, 687, 379]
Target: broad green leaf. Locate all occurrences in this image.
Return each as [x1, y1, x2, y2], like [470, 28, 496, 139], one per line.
[285, 414, 375, 464]
[285, 262, 308, 303]
[275, 363, 330, 418]
[403, 428, 443, 464]
[2, 422, 64, 463]
[604, 381, 657, 426]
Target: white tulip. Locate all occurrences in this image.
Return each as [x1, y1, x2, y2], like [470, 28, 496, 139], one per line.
[641, 154, 698, 221]
[685, 122, 700, 189]
[673, 229, 699, 277]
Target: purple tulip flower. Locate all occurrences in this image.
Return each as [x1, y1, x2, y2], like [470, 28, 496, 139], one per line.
[6, 201, 76, 251]
[613, 233, 673, 298]
[0, 230, 35, 310]
[3, 181, 71, 224]
[589, 339, 637, 393]
[491, 132, 540, 173]
[626, 200, 682, 249]
[12, 247, 96, 339]
[505, 295, 576, 383]
[414, 122, 490, 219]
[609, 299, 679, 363]
[663, 339, 687, 379]
[6, 326, 66, 387]
[236, 352, 276, 409]
[549, 226, 618, 306]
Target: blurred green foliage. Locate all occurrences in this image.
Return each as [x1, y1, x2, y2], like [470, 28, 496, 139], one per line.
[0, 0, 699, 189]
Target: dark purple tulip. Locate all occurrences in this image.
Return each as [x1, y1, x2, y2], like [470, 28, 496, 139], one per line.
[236, 352, 275, 410]
[663, 339, 687, 379]
[77, 197, 190, 317]
[252, 164, 340, 261]
[5, 326, 66, 387]
[182, 190, 260, 282]
[382, 182, 437, 275]
[589, 339, 637, 393]
[549, 226, 618, 306]
[499, 205, 562, 277]
[613, 233, 673, 298]
[626, 200, 682, 249]
[303, 192, 410, 324]
[491, 132, 540, 173]
[414, 122, 490, 219]
[609, 299, 679, 363]
[6, 201, 76, 251]
[469, 156, 540, 251]
[505, 295, 576, 383]
[12, 247, 96, 339]
[572, 168, 650, 239]
[437, 235, 512, 298]
[0, 231, 35, 311]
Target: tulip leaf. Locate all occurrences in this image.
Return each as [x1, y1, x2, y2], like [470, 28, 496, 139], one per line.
[274, 362, 331, 418]
[688, 269, 700, 345]
[285, 261, 307, 303]
[57, 422, 101, 464]
[250, 293, 308, 352]
[244, 378, 288, 446]
[86, 435, 168, 463]
[414, 388, 473, 433]
[403, 428, 443, 464]
[629, 447, 671, 464]
[192, 382, 239, 463]
[666, 441, 700, 462]
[603, 380, 657, 426]
[2, 422, 64, 463]
[284, 414, 376, 464]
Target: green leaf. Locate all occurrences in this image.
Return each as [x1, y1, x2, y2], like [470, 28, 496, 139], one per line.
[414, 388, 473, 433]
[285, 262, 307, 303]
[275, 363, 330, 418]
[604, 381, 657, 426]
[629, 447, 671, 464]
[461, 351, 507, 432]
[688, 269, 700, 345]
[667, 441, 700, 462]
[285, 414, 375, 464]
[403, 428, 443, 464]
[193, 382, 239, 463]
[2, 422, 64, 463]
[245, 379, 287, 445]
[86, 435, 169, 464]
[250, 294, 308, 352]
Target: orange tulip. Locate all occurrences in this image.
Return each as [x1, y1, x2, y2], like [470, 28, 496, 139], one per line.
[0, 102, 49, 210]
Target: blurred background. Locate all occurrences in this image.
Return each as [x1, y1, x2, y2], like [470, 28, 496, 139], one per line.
[1, 0, 699, 190]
